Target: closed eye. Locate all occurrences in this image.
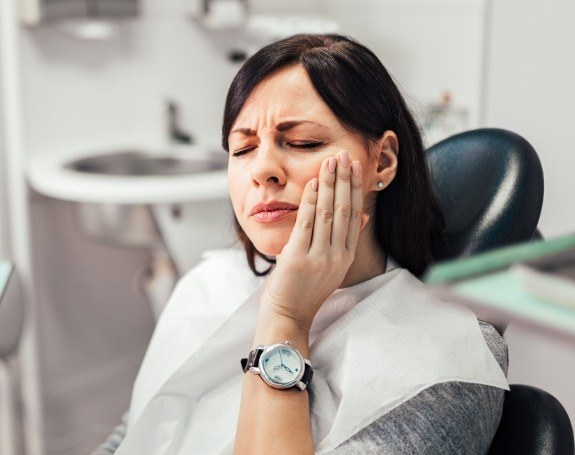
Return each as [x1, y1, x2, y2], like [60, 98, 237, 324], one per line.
[231, 142, 324, 157]
[287, 142, 324, 149]
[231, 146, 256, 157]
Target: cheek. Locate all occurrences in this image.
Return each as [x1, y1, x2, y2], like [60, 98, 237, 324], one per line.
[288, 157, 325, 194]
[296, 163, 323, 188]
[227, 168, 246, 219]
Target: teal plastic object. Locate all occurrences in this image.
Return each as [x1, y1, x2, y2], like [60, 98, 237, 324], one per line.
[424, 234, 575, 338]
[424, 234, 575, 284]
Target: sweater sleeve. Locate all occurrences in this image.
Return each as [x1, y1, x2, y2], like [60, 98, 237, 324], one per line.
[329, 321, 508, 454]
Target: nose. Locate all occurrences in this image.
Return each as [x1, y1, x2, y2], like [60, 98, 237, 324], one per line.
[250, 141, 286, 187]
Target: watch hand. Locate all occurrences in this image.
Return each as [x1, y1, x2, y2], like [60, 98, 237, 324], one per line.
[283, 365, 293, 374]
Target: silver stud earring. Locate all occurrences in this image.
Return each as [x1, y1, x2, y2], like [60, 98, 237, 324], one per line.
[377, 181, 384, 189]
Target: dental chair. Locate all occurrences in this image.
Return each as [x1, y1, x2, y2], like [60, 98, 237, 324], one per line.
[0, 261, 24, 455]
[425, 128, 574, 454]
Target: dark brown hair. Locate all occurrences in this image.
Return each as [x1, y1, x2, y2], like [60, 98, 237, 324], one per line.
[222, 34, 444, 277]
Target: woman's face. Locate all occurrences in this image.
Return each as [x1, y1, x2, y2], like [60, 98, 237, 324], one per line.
[227, 65, 384, 257]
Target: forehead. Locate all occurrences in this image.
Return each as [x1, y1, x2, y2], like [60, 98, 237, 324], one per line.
[232, 65, 339, 129]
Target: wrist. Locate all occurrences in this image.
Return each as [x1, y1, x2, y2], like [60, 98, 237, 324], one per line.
[253, 311, 310, 358]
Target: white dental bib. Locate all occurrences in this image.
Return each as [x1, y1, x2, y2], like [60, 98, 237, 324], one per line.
[118, 249, 508, 455]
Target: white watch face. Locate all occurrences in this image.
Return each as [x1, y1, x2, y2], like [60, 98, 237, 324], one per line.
[259, 344, 304, 388]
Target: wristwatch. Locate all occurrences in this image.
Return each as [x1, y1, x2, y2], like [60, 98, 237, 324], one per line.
[241, 341, 313, 391]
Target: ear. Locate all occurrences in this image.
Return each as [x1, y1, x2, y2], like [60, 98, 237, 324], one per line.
[371, 130, 398, 191]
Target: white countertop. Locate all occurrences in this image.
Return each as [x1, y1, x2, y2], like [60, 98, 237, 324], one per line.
[26, 145, 230, 204]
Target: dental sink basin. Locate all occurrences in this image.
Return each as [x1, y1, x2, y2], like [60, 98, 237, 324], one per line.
[27, 145, 231, 248]
[27, 144, 230, 205]
[65, 150, 228, 177]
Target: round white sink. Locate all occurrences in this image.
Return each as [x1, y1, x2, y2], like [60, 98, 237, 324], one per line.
[27, 144, 230, 204]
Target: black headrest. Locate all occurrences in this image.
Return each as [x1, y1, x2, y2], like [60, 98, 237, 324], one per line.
[426, 128, 544, 260]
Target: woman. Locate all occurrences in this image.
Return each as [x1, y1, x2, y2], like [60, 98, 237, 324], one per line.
[95, 34, 508, 455]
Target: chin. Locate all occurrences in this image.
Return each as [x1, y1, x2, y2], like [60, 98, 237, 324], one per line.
[249, 229, 290, 257]
[252, 239, 286, 257]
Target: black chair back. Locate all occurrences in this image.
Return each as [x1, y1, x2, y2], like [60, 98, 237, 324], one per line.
[426, 128, 544, 260]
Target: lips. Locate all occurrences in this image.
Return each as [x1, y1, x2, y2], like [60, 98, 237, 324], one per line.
[250, 201, 299, 222]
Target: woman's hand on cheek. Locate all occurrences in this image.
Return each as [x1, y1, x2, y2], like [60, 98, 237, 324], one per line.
[259, 150, 370, 334]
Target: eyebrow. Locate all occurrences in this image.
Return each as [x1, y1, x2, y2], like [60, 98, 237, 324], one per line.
[230, 120, 328, 136]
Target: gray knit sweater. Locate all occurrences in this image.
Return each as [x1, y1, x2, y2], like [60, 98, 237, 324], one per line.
[93, 321, 507, 454]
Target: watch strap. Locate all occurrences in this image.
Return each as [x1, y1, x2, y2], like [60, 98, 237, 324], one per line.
[299, 361, 314, 389]
[240, 346, 264, 373]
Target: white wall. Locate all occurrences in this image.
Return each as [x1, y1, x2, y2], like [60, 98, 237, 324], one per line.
[0, 130, 8, 258]
[0, 3, 9, 259]
[485, 0, 575, 236]
[21, 0, 486, 158]
[485, 0, 575, 431]
[20, 7, 235, 156]
[253, 0, 486, 133]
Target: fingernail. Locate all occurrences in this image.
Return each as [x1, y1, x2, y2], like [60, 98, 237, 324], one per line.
[351, 160, 361, 176]
[311, 178, 318, 192]
[328, 157, 336, 173]
[340, 150, 350, 168]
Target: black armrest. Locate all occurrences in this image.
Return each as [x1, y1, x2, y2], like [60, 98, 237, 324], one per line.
[490, 384, 574, 455]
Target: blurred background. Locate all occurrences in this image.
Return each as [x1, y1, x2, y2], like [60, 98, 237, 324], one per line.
[0, 0, 574, 454]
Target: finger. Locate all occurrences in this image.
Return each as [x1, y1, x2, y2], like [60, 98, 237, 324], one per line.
[360, 213, 370, 231]
[285, 177, 318, 254]
[331, 150, 352, 248]
[310, 156, 337, 250]
[345, 160, 365, 250]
